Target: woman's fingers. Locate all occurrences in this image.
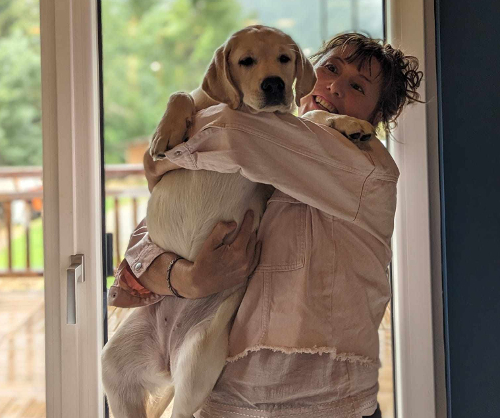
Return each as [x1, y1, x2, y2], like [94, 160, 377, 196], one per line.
[246, 230, 258, 255]
[205, 210, 255, 253]
[232, 210, 255, 250]
[206, 220, 237, 250]
[143, 150, 182, 192]
[190, 211, 261, 298]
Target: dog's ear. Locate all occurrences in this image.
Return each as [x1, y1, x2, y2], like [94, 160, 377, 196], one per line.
[202, 42, 241, 109]
[294, 47, 317, 107]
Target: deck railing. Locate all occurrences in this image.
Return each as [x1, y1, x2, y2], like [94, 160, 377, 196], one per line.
[0, 165, 148, 277]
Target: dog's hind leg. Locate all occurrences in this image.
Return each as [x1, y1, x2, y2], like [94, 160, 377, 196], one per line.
[170, 290, 244, 418]
[102, 307, 172, 418]
[170, 324, 229, 418]
[104, 380, 149, 418]
[147, 385, 175, 418]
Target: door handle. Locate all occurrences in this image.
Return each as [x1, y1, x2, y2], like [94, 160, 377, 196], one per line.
[67, 254, 85, 324]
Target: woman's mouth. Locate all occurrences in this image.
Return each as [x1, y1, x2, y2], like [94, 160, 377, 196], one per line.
[314, 96, 337, 113]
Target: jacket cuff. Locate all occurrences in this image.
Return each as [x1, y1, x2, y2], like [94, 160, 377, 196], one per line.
[107, 260, 165, 308]
[124, 229, 167, 278]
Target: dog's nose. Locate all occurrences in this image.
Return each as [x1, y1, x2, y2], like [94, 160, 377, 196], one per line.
[261, 77, 285, 95]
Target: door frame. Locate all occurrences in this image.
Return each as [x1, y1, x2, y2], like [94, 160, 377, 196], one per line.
[387, 0, 446, 416]
[41, 0, 104, 416]
[39, 0, 444, 416]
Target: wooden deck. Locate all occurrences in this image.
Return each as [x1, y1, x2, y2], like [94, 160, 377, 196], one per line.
[0, 278, 394, 418]
[0, 280, 45, 418]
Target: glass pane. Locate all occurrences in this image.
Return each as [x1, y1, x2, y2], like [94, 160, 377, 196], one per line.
[0, 0, 45, 416]
[102, 1, 392, 417]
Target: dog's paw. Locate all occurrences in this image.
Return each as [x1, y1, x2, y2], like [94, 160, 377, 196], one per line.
[150, 92, 196, 161]
[302, 110, 374, 143]
[327, 114, 374, 143]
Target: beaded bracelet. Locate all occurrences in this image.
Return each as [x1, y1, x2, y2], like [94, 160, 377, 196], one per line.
[166, 256, 185, 298]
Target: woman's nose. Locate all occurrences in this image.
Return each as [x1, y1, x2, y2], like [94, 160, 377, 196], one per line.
[327, 78, 345, 98]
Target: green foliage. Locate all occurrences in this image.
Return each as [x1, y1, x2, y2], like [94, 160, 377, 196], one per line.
[0, 0, 41, 166]
[0, 0, 384, 166]
[0, 0, 244, 166]
[102, 0, 245, 163]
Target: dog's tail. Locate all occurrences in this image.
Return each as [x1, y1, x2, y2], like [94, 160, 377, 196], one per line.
[147, 385, 175, 418]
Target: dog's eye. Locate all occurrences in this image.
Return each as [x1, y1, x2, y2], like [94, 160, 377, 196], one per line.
[279, 55, 291, 64]
[239, 57, 255, 67]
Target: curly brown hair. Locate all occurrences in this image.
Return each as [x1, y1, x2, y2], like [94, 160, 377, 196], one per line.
[309, 33, 424, 130]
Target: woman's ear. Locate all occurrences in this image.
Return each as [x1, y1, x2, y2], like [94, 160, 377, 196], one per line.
[294, 47, 317, 107]
[202, 41, 241, 109]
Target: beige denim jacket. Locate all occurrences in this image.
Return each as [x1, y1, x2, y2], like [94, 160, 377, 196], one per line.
[109, 104, 399, 366]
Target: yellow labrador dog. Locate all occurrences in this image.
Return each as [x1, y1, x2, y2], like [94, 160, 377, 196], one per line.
[102, 26, 316, 418]
[102, 25, 374, 418]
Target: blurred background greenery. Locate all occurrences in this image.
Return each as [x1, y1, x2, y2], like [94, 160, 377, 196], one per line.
[0, 0, 42, 166]
[0, 0, 383, 166]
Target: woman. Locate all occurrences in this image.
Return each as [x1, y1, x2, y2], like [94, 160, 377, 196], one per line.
[108, 33, 423, 417]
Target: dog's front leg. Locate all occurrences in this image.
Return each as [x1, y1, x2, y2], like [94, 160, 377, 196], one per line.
[150, 92, 196, 160]
[302, 109, 375, 143]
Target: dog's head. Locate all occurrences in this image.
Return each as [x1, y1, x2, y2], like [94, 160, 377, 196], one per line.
[202, 25, 317, 113]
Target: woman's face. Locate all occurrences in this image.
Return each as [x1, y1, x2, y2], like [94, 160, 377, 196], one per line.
[299, 47, 383, 123]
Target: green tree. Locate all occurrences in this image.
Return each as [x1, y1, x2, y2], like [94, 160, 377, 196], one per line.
[0, 0, 41, 166]
[102, 0, 245, 163]
[0, 0, 245, 165]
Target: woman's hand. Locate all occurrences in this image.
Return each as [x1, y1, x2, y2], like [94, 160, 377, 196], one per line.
[143, 150, 181, 192]
[171, 210, 262, 299]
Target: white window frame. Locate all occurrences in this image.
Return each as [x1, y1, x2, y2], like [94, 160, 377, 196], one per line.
[39, 0, 445, 416]
[387, 0, 446, 417]
[41, 0, 103, 417]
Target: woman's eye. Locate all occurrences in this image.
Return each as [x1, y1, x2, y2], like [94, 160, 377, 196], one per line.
[279, 55, 291, 63]
[325, 64, 337, 73]
[352, 83, 364, 94]
[239, 57, 255, 67]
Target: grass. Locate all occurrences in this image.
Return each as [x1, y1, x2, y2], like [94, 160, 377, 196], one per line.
[105, 196, 133, 212]
[107, 276, 116, 288]
[0, 217, 44, 271]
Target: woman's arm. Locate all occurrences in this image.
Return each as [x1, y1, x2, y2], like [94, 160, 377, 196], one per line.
[110, 211, 260, 306]
[167, 105, 398, 213]
[152, 104, 399, 243]
[142, 210, 260, 298]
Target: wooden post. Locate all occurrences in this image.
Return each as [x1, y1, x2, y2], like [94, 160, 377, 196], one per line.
[114, 197, 120, 265]
[4, 202, 13, 273]
[25, 200, 32, 270]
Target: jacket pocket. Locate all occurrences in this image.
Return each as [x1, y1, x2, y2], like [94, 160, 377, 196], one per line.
[255, 190, 306, 272]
